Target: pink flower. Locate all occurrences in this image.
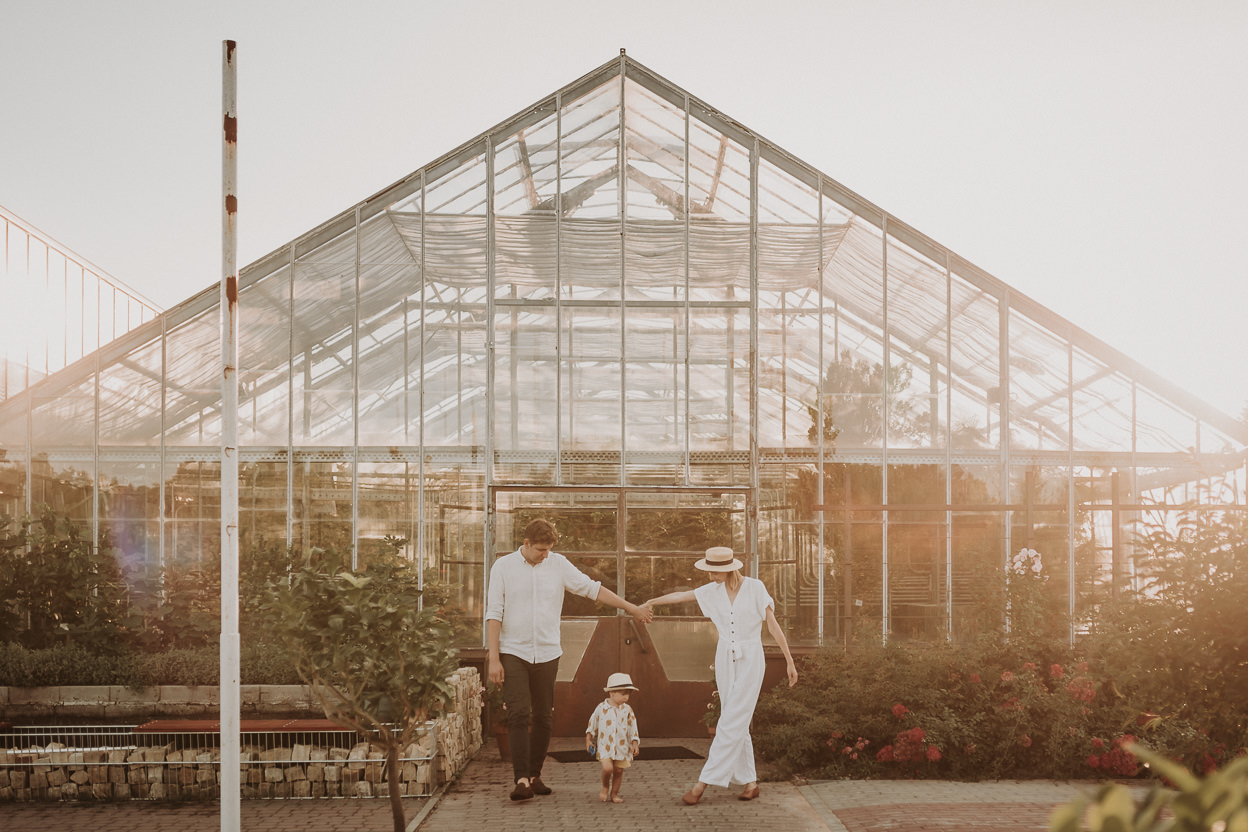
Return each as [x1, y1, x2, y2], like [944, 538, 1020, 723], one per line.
[876, 745, 895, 762]
[925, 746, 942, 762]
[1021, 735, 1032, 748]
[1087, 755, 1100, 768]
[892, 703, 909, 719]
[1001, 671, 1015, 683]
[1023, 662, 1035, 671]
[1050, 663, 1064, 679]
[1092, 738, 1105, 751]
[969, 674, 981, 684]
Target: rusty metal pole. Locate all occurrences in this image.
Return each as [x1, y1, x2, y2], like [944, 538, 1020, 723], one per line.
[220, 39, 241, 832]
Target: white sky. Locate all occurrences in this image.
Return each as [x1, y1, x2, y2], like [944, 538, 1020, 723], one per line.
[4, 0, 1247, 419]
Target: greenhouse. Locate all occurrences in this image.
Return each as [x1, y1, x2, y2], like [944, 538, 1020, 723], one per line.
[1, 54, 1244, 730]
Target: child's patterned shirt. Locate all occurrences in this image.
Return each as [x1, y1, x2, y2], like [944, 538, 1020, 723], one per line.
[585, 699, 640, 762]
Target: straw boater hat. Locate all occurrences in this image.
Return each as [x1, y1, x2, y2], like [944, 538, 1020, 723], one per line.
[604, 672, 639, 692]
[695, 546, 744, 572]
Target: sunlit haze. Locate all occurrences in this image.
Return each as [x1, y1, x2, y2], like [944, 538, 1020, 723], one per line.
[3, 0, 1246, 416]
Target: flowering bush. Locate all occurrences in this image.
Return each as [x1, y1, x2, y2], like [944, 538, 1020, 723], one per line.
[753, 637, 1227, 781]
[755, 521, 1248, 783]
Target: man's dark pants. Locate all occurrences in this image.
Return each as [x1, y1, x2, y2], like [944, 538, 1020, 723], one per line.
[499, 654, 559, 784]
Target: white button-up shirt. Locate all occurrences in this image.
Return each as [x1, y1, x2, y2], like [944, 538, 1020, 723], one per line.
[485, 549, 602, 664]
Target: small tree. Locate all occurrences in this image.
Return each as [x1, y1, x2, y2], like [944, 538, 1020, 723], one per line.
[264, 548, 457, 832]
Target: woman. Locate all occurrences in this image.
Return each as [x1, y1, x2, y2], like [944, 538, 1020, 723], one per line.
[643, 546, 798, 804]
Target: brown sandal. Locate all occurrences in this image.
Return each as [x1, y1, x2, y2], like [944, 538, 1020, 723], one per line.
[738, 784, 760, 801]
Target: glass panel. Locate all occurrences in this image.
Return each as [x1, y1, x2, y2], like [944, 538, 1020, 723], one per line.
[758, 462, 818, 644]
[98, 338, 163, 445]
[951, 511, 1004, 640]
[358, 262, 415, 446]
[623, 307, 684, 460]
[689, 221, 750, 302]
[561, 77, 622, 301]
[423, 467, 484, 646]
[886, 234, 948, 450]
[647, 620, 717, 681]
[356, 460, 415, 568]
[1071, 350, 1133, 453]
[165, 459, 219, 567]
[292, 243, 355, 446]
[493, 304, 558, 462]
[1134, 385, 1197, 454]
[687, 309, 749, 452]
[0, 406, 25, 517]
[165, 311, 223, 445]
[239, 266, 291, 446]
[494, 108, 560, 220]
[1007, 312, 1071, 452]
[556, 77, 620, 224]
[291, 459, 353, 559]
[687, 108, 750, 224]
[425, 143, 488, 216]
[562, 307, 621, 471]
[99, 458, 161, 572]
[623, 79, 689, 226]
[31, 376, 94, 526]
[1009, 465, 1071, 634]
[417, 297, 488, 450]
[949, 279, 1001, 450]
[238, 460, 289, 555]
[1072, 466, 1113, 622]
[888, 510, 943, 641]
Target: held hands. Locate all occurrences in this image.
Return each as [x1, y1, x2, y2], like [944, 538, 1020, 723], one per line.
[631, 602, 654, 624]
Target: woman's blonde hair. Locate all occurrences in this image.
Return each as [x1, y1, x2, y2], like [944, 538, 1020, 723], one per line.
[724, 569, 743, 592]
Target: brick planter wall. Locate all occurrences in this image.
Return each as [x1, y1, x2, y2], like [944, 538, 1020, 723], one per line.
[0, 667, 483, 803]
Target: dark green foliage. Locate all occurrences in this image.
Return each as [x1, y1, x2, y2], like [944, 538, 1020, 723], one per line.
[263, 541, 458, 832]
[0, 642, 302, 687]
[1081, 507, 1248, 760]
[0, 509, 130, 653]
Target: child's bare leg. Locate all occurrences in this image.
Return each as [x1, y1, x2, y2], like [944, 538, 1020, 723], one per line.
[610, 767, 625, 803]
[598, 760, 613, 802]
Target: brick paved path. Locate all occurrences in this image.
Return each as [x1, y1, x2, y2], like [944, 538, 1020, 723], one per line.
[422, 736, 829, 832]
[798, 778, 1146, 832]
[0, 794, 430, 832]
[0, 736, 1157, 832]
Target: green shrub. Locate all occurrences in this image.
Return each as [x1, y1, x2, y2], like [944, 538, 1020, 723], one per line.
[0, 641, 301, 687]
[753, 638, 1209, 781]
[0, 643, 140, 687]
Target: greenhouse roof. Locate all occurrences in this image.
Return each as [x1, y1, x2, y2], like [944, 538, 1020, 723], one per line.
[1, 53, 1245, 467]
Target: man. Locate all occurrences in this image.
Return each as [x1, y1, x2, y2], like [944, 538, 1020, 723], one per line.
[486, 518, 653, 801]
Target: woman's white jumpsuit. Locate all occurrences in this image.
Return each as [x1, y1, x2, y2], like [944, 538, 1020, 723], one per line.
[694, 576, 774, 787]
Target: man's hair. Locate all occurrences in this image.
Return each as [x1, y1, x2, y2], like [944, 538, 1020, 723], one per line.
[524, 518, 558, 546]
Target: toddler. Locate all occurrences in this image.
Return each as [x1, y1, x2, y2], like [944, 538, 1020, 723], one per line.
[585, 672, 641, 803]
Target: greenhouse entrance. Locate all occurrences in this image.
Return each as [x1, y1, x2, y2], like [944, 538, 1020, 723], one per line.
[492, 487, 747, 736]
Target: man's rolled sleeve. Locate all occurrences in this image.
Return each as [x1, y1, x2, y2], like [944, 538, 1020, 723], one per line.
[559, 556, 601, 600]
[485, 561, 505, 623]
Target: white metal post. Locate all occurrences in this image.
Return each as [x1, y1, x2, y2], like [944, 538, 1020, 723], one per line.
[220, 38, 241, 832]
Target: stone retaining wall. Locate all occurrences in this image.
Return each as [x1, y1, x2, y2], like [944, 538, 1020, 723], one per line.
[0, 667, 483, 803]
